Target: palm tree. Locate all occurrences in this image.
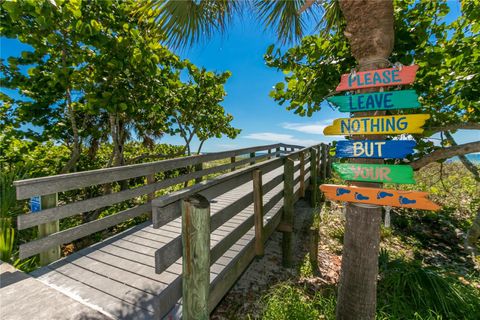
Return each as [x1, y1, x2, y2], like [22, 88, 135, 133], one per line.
[143, 1, 395, 319]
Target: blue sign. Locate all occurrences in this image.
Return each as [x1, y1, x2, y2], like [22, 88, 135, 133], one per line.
[30, 196, 42, 212]
[335, 140, 416, 159]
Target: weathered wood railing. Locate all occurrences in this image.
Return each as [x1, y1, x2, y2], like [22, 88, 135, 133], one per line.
[14, 143, 304, 262]
[151, 143, 333, 318]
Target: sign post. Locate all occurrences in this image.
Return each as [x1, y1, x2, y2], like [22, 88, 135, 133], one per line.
[321, 64, 439, 217]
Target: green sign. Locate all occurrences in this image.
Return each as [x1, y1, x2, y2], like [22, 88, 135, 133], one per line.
[327, 90, 419, 112]
[332, 163, 415, 184]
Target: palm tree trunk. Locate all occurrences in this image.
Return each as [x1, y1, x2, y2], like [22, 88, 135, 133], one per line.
[336, 1, 395, 319]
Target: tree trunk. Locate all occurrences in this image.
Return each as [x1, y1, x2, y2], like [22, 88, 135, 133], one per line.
[336, 1, 395, 319]
[444, 131, 480, 182]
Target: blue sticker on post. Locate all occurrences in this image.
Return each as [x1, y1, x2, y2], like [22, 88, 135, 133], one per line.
[30, 196, 41, 213]
[335, 140, 416, 159]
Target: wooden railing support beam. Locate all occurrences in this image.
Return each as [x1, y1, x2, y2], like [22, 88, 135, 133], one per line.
[252, 169, 264, 257]
[250, 152, 255, 165]
[326, 144, 332, 178]
[282, 157, 294, 267]
[182, 194, 210, 320]
[321, 143, 328, 182]
[38, 193, 60, 266]
[195, 163, 203, 184]
[299, 151, 305, 198]
[310, 147, 318, 207]
[230, 157, 236, 172]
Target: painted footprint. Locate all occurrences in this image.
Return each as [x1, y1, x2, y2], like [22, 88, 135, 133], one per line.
[354, 192, 369, 201]
[336, 188, 351, 196]
[399, 196, 416, 205]
[377, 191, 394, 199]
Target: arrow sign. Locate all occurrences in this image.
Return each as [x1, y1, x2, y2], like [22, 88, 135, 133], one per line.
[335, 140, 416, 159]
[332, 163, 415, 184]
[336, 65, 419, 91]
[323, 114, 430, 136]
[327, 90, 419, 112]
[320, 184, 440, 211]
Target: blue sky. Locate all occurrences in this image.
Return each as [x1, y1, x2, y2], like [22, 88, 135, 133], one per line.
[1, 1, 477, 153]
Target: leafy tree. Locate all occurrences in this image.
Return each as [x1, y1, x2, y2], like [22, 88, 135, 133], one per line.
[167, 64, 240, 156]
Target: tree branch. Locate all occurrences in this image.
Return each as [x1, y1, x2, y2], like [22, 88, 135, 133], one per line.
[410, 141, 480, 170]
[426, 122, 480, 136]
[444, 131, 480, 182]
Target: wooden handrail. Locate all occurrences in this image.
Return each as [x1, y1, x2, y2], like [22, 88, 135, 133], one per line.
[14, 143, 302, 199]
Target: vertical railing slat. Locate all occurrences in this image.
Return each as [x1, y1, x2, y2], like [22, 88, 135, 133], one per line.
[38, 193, 60, 265]
[282, 157, 294, 267]
[252, 169, 264, 257]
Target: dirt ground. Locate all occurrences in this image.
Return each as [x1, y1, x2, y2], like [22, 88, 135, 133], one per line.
[211, 199, 337, 319]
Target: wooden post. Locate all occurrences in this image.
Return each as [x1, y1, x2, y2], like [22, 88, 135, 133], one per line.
[250, 152, 255, 165]
[316, 145, 321, 177]
[252, 169, 264, 257]
[276, 147, 281, 157]
[182, 194, 210, 320]
[326, 144, 332, 178]
[321, 143, 328, 181]
[309, 226, 319, 275]
[146, 174, 155, 200]
[38, 193, 60, 265]
[299, 151, 305, 198]
[290, 147, 294, 152]
[230, 156, 236, 172]
[195, 163, 203, 184]
[310, 147, 318, 207]
[282, 157, 294, 267]
[267, 149, 272, 160]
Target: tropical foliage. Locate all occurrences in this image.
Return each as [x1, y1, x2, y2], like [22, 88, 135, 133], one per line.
[265, 0, 480, 168]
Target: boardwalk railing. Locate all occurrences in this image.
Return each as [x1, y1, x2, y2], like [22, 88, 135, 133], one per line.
[13, 142, 332, 318]
[151, 143, 332, 318]
[14, 143, 302, 261]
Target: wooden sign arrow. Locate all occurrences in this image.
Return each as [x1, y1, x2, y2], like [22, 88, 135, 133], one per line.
[336, 65, 419, 91]
[327, 90, 419, 112]
[320, 184, 440, 211]
[323, 114, 430, 136]
[332, 163, 415, 184]
[335, 140, 416, 159]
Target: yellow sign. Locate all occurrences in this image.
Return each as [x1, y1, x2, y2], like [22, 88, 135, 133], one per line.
[323, 114, 430, 136]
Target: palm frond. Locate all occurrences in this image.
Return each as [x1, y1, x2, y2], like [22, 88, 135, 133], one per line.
[316, 0, 344, 35]
[254, 0, 320, 44]
[145, 0, 241, 48]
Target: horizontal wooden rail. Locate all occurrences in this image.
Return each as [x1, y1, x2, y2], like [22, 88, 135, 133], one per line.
[19, 203, 151, 259]
[14, 143, 301, 199]
[18, 150, 283, 230]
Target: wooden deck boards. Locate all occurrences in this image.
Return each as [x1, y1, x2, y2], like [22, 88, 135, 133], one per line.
[31, 164, 307, 319]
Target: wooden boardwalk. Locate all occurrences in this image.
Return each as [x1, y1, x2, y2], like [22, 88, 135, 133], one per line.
[30, 164, 309, 319]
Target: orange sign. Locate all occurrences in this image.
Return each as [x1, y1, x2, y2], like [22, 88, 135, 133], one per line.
[336, 65, 419, 91]
[320, 184, 440, 211]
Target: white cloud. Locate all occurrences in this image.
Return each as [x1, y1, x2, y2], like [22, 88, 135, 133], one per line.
[281, 119, 334, 135]
[242, 132, 319, 147]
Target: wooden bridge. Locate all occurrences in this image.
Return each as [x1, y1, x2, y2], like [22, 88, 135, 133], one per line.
[6, 143, 332, 319]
